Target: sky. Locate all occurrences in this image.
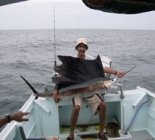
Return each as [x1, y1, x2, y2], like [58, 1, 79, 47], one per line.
[0, 0, 155, 30]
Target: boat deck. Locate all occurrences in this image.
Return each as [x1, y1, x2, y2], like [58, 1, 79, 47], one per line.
[58, 129, 153, 140]
[52, 124, 154, 140]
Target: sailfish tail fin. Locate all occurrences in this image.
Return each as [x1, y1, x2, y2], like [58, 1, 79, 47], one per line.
[20, 75, 39, 99]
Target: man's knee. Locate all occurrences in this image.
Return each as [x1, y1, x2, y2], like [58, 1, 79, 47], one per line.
[98, 101, 106, 110]
[73, 105, 80, 115]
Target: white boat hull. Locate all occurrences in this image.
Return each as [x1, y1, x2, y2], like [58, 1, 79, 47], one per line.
[0, 86, 155, 140]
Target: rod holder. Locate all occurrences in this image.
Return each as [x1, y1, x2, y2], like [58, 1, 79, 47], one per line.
[119, 82, 124, 98]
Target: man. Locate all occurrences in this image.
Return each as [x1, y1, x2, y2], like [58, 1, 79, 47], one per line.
[54, 38, 125, 140]
[0, 111, 58, 140]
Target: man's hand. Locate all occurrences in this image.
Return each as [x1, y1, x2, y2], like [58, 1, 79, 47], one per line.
[10, 111, 30, 122]
[53, 89, 61, 103]
[116, 71, 125, 78]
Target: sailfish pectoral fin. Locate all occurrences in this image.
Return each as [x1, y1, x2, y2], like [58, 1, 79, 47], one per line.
[20, 75, 39, 99]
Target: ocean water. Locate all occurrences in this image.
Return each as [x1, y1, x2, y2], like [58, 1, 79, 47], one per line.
[0, 29, 155, 130]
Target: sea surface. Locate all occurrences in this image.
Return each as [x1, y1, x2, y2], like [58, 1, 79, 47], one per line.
[0, 29, 155, 130]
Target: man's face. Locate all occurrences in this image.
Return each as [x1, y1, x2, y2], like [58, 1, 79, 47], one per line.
[76, 43, 87, 56]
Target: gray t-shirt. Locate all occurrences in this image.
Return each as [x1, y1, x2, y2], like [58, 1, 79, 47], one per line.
[85, 54, 94, 60]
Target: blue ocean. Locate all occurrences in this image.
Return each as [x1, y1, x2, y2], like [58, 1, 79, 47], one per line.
[0, 29, 155, 130]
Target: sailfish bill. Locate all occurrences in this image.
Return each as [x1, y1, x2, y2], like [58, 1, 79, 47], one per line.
[20, 75, 39, 99]
[20, 55, 116, 100]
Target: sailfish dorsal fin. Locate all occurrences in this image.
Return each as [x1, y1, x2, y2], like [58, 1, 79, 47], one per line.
[54, 55, 105, 86]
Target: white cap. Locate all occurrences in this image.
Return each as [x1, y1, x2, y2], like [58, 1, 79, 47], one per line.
[76, 38, 88, 50]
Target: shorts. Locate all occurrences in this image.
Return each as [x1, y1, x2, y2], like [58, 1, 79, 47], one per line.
[72, 94, 104, 115]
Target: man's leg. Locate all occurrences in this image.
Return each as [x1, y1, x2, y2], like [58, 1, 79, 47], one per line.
[67, 105, 80, 140]
[84, 94, 107, 139]
[98, 101, 107, 139]
[99, 101, 106, 134]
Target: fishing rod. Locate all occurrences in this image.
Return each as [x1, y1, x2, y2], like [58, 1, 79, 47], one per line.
[114, 65, 136, 80]
[125, 65, 136, 74]
[53, 6, 56, 67]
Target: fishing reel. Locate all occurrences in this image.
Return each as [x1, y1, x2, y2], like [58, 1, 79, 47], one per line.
[52, 72, 61, 84]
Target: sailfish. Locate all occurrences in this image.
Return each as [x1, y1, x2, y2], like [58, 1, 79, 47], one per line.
[21, 55, 116, 100]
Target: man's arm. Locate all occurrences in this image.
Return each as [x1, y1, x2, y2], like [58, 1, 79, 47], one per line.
[0, 116, 9, 127]
[53, 85, 61, 103]
[104, 67, 125, 78]
[0, 111, 30, 127]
